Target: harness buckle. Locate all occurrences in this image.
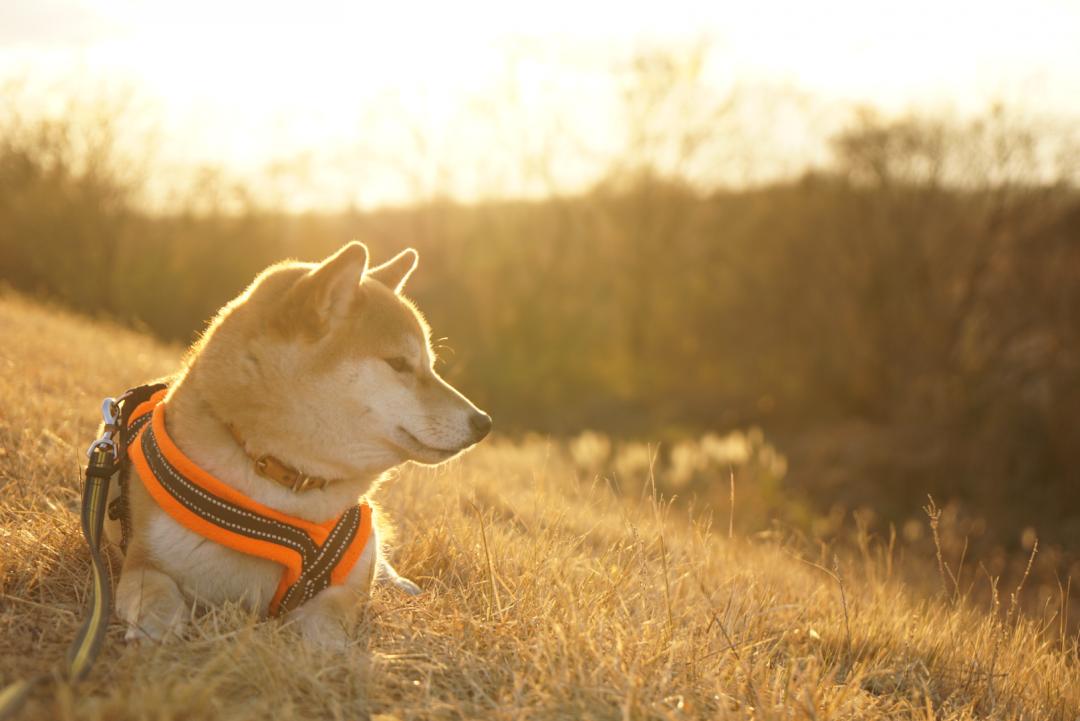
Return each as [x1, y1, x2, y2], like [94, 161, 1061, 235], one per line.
[100, 397, 120, 427]
[85, 397, 121, 461]
[86, 437, 118, 460]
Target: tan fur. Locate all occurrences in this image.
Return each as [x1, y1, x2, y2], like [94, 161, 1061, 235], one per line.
[105, 242, 490, 646]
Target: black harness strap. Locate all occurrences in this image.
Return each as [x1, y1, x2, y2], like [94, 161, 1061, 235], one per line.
[108, 382, 167, 553]
[277, 505, 362, 613]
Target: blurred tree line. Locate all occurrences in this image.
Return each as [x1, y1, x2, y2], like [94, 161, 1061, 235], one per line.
[1, 85, 1078, 547]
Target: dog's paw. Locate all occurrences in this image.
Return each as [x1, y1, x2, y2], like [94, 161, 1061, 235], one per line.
[295, 612, 350, 652]
[124, 625, 156, 644]
[116, 568, 188, 644]
[389, 575, 422, 596]
[377, 558, 423, 596]
[123, 614, 186, 644]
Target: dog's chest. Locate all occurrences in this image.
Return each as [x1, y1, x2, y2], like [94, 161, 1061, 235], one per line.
[145, 512, 376, 614]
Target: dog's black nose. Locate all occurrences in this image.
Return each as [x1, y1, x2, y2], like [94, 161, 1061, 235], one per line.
[469, 411, 492, 441]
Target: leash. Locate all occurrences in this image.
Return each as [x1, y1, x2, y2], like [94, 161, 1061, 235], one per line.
[0, 397, 125, 720]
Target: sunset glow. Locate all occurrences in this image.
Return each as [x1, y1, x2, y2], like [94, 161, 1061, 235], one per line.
[2, 0, 1078, 207]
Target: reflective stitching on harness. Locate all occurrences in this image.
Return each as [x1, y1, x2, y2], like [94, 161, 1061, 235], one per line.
[125, 414, 151, 447]
[302, 513, 358, 602]
[281, 508, 358, 608]
[280, 506, 360, 609]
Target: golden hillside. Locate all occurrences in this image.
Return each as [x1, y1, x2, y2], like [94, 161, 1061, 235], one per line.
[0, 290, 1076, 720]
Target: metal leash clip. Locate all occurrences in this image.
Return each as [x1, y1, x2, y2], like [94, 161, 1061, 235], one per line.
[85, 397, 121, 461]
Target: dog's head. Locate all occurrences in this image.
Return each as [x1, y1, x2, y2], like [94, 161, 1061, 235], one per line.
[194, 242, 491, 480]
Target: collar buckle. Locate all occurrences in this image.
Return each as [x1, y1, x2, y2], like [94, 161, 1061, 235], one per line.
[293, 474, 326, 492]
[253, 453, 329, 493]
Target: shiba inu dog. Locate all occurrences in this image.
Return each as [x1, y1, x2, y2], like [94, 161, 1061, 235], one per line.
[104, 242, 491, 647]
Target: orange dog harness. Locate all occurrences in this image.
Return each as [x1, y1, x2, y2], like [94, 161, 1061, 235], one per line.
[123, 388, 372, 616]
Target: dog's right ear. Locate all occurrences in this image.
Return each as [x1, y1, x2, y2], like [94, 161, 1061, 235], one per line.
[287, 241, 369, 336]
[368, 248, 419, 294]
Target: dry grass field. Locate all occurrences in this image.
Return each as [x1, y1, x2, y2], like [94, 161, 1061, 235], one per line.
[0, 289, 1077, 720]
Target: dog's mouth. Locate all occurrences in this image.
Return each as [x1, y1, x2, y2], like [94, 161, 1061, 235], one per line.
[394, 427, 460, 461]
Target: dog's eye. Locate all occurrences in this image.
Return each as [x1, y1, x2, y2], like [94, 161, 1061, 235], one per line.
[385, 357, 411, 373]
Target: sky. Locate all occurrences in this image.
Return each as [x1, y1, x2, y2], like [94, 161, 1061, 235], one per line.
[1, 0, 1079, 208]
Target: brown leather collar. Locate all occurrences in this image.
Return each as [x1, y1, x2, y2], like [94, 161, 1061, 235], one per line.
[226, 424, 332, 493]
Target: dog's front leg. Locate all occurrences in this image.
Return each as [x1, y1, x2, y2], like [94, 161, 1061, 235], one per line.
[377, 556, 421, 596]
[289, 545, 376, 650]
[116, 550, 189, 643]
[288, 585, 364, 651]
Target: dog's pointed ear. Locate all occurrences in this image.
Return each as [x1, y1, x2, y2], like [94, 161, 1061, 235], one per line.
[294, 241, 369, 331]
[368, 248, 418, 294]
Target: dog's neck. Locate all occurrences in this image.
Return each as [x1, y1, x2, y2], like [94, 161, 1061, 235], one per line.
[162, 376, 379, 524]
